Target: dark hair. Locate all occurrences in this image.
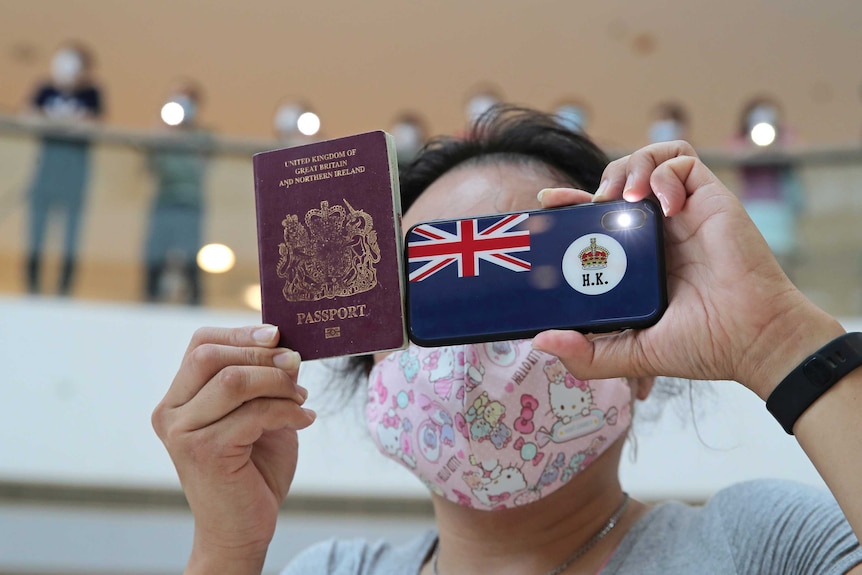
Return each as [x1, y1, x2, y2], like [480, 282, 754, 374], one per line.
[327, 105, 610, 404]
[400, 105, 608, 213]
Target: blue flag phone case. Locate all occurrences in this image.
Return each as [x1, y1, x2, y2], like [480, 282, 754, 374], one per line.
[405, 199, 667, 346]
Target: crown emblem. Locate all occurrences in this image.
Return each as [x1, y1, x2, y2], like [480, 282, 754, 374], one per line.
[276, 199, 380, 301]
[579, 237, 609, 270]
[305, 200, 346, 242]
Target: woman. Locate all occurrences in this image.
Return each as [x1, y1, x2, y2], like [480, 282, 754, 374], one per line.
[152, 107, 862, 574]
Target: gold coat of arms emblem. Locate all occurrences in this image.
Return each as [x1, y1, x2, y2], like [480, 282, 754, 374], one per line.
[276, 199, 380, 301]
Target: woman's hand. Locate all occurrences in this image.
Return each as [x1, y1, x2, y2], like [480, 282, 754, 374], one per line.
[152, 325, 315, 574]
[534, 141, 844, 399]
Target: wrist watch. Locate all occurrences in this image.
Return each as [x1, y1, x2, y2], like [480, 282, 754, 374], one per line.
[766, 332, 862, 434]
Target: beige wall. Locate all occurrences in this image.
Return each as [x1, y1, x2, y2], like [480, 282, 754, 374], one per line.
[1, 1, 861, 146]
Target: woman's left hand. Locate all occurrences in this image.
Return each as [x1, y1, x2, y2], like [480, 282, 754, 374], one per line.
[533, 141, 843, 400]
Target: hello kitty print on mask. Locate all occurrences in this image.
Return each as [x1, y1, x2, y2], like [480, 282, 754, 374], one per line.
[537, 359, 619, 448]
[367, 340, 632, 510]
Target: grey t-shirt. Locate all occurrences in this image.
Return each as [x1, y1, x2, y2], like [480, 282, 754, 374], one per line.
[282, 479, 862, 575]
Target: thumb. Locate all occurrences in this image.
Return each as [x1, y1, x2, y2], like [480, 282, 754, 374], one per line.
[532, 329, 649, 380]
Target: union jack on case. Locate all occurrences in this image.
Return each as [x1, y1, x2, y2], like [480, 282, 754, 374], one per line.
[405, 200, 667, 346]
[408, 213, 531, 281]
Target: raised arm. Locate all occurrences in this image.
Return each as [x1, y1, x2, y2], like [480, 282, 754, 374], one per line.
[152, 325, 315, 575]
[533, 141, 862, 541]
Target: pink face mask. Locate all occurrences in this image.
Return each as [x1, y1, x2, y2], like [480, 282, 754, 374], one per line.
[366, 340, 632, 510]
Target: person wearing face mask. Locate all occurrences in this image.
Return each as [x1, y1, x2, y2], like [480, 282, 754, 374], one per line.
[24, 40, 104, 295]
[273, 99, 320, 147]
[732, 96, 802, 275]
[464, 85, 503, 129]
[389, 111, 429, 167]
[142, 81, 212, 305]
[553, 100, 591, 135]
[152, 106, 862, 575]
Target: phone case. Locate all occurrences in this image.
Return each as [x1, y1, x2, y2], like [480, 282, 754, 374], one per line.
[405, 199, 667, 346]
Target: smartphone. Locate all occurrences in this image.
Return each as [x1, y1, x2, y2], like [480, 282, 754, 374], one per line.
[405, 199, 667, 346]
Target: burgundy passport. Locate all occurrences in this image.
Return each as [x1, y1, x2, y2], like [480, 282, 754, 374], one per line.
[253, 131, 407, 360]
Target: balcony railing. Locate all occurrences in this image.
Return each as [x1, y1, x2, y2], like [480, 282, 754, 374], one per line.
[2, 113, 861, 315]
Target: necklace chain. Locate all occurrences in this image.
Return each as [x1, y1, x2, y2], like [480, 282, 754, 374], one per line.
[431, 493, 630, 575]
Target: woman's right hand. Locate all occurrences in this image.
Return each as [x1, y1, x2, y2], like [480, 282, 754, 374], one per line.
[152, 325, 315, 575]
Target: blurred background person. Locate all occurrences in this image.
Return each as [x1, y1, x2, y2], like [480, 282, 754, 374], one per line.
[553, 98, 591, 134]
[733, 95, 802, 274]
[388, 110, 428, 167]
[463, 84, 502, 127]
[737, 96, 789, 148]
[23, 40, 104, 295]
[143, 81, 212, 305]
[648, 100, 690, 144]
[273, 98, 321, 146]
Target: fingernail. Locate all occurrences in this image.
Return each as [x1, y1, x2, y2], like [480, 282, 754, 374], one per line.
[274, 350, 301, 370]
[296, 384, 309, 401]
[253, 325, 278, 344]
[303, 408, 317, 421]
[537, 188, 550, 202]
[622, 173, 635, 196]
[654, 190, 670, 216]
[593, 180, 609, 200]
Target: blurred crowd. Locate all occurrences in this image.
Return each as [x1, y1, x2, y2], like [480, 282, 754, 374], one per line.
[13, 40, 805, 305]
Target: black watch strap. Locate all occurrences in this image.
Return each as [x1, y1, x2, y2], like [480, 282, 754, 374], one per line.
[766, 332, 862, 435]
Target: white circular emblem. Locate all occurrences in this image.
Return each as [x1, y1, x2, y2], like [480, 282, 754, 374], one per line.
[562, 233, 627, 295]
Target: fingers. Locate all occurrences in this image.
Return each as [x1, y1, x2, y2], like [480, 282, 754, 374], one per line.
[537, 187, 595, 209]
[649, 155, 725, 217]
[177, 364, 307, 431]
[592, 140, 701, 212]
[157, 397, 314, 471]
[218, 398, 315, 448]
[153, 356, 315, 448]
[532, 329, 652, 380]
[185, 325, 281, 355]
[154, 324, 312, 441]
[537, 142, 718, 219]
[166, 325, 298, 407]
[166, 341, 301, 408]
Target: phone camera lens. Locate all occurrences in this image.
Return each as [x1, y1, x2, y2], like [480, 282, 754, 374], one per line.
[602, 208, 646, 231]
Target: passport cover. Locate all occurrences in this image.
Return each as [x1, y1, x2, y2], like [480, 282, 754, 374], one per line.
[253, 131, 407, 360]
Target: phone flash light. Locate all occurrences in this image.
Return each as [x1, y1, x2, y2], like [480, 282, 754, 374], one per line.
[601, 208, 647, 232]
